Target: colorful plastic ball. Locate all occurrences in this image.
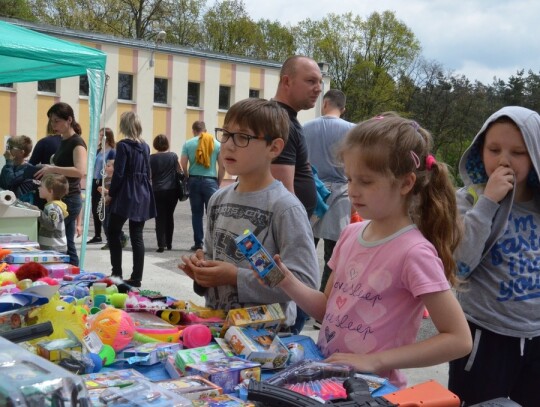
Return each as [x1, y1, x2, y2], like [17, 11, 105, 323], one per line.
[98, 344, 116, 366]
[181, 324, 212, 348]
[89, 308, 135, 351]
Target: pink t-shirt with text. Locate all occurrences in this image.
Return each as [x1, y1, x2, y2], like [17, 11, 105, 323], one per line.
[318, 221, 450, 388]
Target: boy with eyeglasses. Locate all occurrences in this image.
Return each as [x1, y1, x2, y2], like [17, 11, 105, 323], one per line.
[180, 98, 320, 331]
[0, 135, 37, 203]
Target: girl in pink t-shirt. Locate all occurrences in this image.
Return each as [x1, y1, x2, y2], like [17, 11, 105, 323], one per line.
[276, 113, 472, 388]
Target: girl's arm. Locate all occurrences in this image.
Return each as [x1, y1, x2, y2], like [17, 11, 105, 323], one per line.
[325, 289, 472, 375]
[274, 255, 329, 323]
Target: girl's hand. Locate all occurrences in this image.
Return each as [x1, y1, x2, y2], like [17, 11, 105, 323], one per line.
[484, 165, 515, 203]
[325, 352, 380, 376]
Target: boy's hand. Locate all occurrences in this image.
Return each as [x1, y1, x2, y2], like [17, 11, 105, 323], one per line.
[179, 250, 206, 279]
[484, 166, 515, 203]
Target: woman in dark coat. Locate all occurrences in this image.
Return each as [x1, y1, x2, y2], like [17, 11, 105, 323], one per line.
[107, 111, 156, 287]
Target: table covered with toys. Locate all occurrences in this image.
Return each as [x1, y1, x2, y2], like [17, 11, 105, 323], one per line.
[0, 232, 465, 407]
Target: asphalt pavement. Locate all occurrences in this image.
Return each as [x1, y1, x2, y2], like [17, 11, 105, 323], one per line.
[78, 198, 449, 389]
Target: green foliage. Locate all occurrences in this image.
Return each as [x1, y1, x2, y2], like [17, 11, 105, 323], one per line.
[0, 0, 37, 21]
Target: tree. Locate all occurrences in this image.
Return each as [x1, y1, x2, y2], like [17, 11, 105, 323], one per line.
[0, 0, 37, 21]
[255, 19, 295, 61]
[201, 0, 260, 56]
[161, 0, 206, 47]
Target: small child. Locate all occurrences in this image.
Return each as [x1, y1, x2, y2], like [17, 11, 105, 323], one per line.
[273, 112, 472, 389]
[98, 159, 127, 250]
[37, 173, 69, 253]
[0, 135, 36, 203]
[180, 98, 320, 329]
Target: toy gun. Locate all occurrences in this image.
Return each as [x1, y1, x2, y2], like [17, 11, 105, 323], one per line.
[247, 378, 395, 406]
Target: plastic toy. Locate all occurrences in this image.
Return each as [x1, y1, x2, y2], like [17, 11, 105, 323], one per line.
[0, 271, 18, 285]
[27, 293, 87, 340]
[88, 308, 136, 352]
[235, 229, 284, 287]
[181, 324, 213, 348]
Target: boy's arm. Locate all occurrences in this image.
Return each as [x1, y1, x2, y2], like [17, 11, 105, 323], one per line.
[38, 206, 63, 231]
[454, 186, 500, 278]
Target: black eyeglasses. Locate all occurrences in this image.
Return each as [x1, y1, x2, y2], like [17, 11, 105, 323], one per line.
[215, 128, 271, 148]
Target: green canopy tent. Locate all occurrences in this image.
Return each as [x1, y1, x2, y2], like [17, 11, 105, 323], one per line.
[0, 20, 107, 268]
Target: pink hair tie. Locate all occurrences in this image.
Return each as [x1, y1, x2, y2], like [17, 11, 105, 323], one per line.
[425, 154, 436, 171]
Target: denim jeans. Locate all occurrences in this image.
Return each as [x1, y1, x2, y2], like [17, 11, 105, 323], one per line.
[63, 193, 82, 266]
[108, 212, 145, 281]
[187, 176, 218, 246]
[314, 238, 337, 292]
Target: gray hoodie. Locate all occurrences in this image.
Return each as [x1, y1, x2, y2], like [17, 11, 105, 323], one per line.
[456, 106, 540, 337]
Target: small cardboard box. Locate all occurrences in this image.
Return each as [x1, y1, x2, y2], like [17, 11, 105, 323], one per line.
[174, 343, 233, 374]
[186, 356, 261, 394]
[37, 337, 82, 363]
[0, 233, 29, 243]
[122, 342, 181, 366]
[4, 249, 70, 264]
[224, 326, 289, 369]
[157, 375, 222, 400]
[192, 394, 256, 406]
[221, 303, 285, 336]
[82, 368, 146, 389]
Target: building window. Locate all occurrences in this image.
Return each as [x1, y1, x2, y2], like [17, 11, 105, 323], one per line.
[154, 78, 168, 104]
[38, 79, 56, 93]
[118, 73, 133, 101]
[219, 86, 231, 110]
[187, 82, 200, 107]
[0, 83, 13, 88]
[79, 75, 89, 96]
[249, 89, 260, 98]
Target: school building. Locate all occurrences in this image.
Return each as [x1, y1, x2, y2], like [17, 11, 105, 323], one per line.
[0, 17, 330, 157]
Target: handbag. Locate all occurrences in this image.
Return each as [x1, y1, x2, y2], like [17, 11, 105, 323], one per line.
[176, 170, 189, 202]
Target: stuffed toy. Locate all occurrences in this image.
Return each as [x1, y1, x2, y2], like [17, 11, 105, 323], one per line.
[15, 262, 48, 282]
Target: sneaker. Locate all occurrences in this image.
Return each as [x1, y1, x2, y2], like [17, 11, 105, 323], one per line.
[123, 278, 141, 288]
[313, 320, 322, 330]
[190, 244, 203, 251]
[121, 234, 129, 248]
[101, 243, 109, 250]
[87, 236, 102, 244]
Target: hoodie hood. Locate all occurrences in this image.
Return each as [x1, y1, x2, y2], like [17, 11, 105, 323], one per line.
[459, 106, 540, 189]
[49, 200, 68, 217]
[122, 138, 146, 152]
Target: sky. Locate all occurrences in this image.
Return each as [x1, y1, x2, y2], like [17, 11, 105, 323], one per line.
[234, 0, 540, 84]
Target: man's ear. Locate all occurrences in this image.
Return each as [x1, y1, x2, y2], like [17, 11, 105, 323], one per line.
[269, 138, 285, 159]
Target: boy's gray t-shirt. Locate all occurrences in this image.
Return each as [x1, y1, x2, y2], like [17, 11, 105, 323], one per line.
[202, 179, 320, 326]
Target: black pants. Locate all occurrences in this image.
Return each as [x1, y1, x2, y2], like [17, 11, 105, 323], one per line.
[108, 212, 145, 282]
[91, 179, 103, 238]
[448, 320, 540, 406]
[154, 189, 178, 249]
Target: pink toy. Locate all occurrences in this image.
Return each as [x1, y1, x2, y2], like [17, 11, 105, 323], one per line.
[181, 324, 213, 349]
[89, 308, 136, 351]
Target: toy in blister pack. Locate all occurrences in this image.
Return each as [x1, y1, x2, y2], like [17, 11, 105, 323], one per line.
[235, 230, 284, 287]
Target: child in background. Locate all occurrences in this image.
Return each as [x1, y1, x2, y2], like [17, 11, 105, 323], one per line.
[37, 173, 69, 253]
[180, 98, 320, 329]
[0, 135, 36, 203]
[98, 159, 128, 251]
[273, 113, 472, 389]
[449, 106, 540, 406]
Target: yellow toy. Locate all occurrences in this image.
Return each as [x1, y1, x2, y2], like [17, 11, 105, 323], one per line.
[27, 293, 87, 341]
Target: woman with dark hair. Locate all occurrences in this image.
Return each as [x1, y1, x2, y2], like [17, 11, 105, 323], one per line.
[87, 127, 116, 245]
[34, 102, 87, 266]
[150, 134, 181, 252]
[181, 121, 223, 251]
[107, 111, 156, 287]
